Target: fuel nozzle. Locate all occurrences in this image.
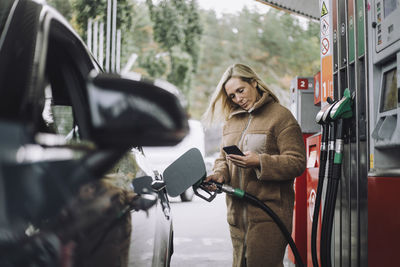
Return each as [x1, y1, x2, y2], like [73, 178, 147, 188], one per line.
[199, 181, 245, 199]
[315, 97, 338, 147]
[192, 180, 219, 202]
[193, 181, 246, 202]
[329, 88, 353, 120]
[315, 97, 336, 123]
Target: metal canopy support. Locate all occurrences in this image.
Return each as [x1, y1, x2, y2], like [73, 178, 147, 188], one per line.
[256, 0, 320, 20]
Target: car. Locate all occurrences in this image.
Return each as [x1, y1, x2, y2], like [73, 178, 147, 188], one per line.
[0, 0, 187, 266]
[139, 119, 205, 202]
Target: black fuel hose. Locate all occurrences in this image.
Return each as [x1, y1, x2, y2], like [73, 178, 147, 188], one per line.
[243, 192, 305, 267]
[211, 182, 305, 267]
[322, 118, 344, 267]
[324, 165, 340, 267]
[311, 123, 329, 267]
[320, 121, 336, 266]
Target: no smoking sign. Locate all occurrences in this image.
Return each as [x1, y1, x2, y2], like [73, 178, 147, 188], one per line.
[321, 38, 330, 55]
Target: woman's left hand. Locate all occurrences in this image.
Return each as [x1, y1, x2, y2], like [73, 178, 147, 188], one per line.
[227, 151, 260, 168]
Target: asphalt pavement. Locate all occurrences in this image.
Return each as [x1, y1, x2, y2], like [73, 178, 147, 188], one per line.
[172, 195, 298, 267]
[169, 195, 295, 267]
[169, 194, 233, 267]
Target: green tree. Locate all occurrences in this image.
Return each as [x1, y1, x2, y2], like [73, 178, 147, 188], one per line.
[70, 0, 106, 37]
[188, 8, 320, 118]
[63, 0, 320, 121]
[139, 50, 167, 77]
[46, 0, 73, 20]
[183, 0, 203, 70]
[145, 0, 202, 102]
[70, 0, 133, 53]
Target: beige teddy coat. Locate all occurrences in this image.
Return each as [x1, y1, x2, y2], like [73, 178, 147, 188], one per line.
[213, 91, 306, 267]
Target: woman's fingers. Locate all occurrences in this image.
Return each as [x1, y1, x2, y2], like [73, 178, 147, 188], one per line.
[205, 174, 224, 183]
[227, 154, 245, 167]
[227, 152, 259, 168]
[204, 174, 216, 182]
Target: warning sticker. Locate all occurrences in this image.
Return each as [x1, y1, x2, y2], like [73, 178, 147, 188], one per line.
[321, 2, 328, 17]
[321, 38, 330, 55]
[321, 18, 329, 37]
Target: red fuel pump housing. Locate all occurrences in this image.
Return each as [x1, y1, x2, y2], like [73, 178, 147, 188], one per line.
[368, 176, 400, 267]
[305, 133, 322, 266]
[287, 133, 312, 264]
[288, 76, 319, 264]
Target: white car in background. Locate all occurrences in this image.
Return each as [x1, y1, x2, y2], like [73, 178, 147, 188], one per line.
[138, 119, 205, 201]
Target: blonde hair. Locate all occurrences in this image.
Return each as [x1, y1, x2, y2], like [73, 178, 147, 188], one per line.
[202, 63, 279, 125]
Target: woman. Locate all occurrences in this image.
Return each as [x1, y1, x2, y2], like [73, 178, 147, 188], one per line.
[203, 63, 306, 267]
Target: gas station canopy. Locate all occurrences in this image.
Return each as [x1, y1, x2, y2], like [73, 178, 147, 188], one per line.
[256, 0, 320, 20]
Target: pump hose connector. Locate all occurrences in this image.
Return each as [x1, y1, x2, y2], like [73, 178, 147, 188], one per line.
[220, 184, 245, 198]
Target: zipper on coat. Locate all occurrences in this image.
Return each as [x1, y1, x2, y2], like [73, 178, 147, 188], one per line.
[238, 113, 251, 192]
[238, 113, 252, 264]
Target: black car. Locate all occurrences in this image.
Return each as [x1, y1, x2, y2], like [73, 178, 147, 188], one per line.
[0, 0, 188, 266]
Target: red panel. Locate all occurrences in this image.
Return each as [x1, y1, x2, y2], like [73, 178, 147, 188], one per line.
[306, 133, 322, 266]
[297, 78, 309, 90]
[288, 133, 313, 264]
[368, 177, 400, 267]
[306, 133, 321, 168]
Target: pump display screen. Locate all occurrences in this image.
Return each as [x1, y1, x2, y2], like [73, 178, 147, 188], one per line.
[384, 0, 397, 17]
[380, 68, 398, 112]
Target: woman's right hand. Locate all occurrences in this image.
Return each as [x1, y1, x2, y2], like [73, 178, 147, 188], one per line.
[204, 173, 225, 184]
[204, 174, 225, 191]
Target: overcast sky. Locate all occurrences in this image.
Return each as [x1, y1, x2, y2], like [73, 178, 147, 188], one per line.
[197, 0, 311, 27]
[197, 0, 271, 16]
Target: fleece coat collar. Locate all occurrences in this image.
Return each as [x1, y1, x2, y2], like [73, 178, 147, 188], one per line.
[228, 91, 276, 119]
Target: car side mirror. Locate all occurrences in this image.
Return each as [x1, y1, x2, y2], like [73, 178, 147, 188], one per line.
[86, 72, 189, 148]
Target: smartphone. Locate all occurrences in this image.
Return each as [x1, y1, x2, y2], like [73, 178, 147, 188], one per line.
[223, 145, 245, 156]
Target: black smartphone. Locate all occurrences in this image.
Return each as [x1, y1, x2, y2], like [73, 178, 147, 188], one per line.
[223, 145, 245, 156]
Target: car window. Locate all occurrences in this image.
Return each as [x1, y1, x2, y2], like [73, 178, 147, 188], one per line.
[41, 84, 78, 141]
[51, 105, 74, 136]
[40, 18, 98, 140]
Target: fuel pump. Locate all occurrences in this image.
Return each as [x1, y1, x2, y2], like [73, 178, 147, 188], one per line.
[313, 1, 399, 265]
[289, 76, 320, 265]
[320, 89, 353, 267]
[367, 1, 400, 265]
[251, 0, 400, 265]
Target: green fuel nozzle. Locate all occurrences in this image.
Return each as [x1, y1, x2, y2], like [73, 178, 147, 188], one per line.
[330, 88, 353, 120]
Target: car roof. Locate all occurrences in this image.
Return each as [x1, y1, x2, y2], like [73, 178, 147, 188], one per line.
[0, 0, 15, 37]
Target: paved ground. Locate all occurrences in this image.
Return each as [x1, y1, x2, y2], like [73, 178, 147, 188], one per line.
[169, 195, 232, 267]
[169, 195, 295, 267]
